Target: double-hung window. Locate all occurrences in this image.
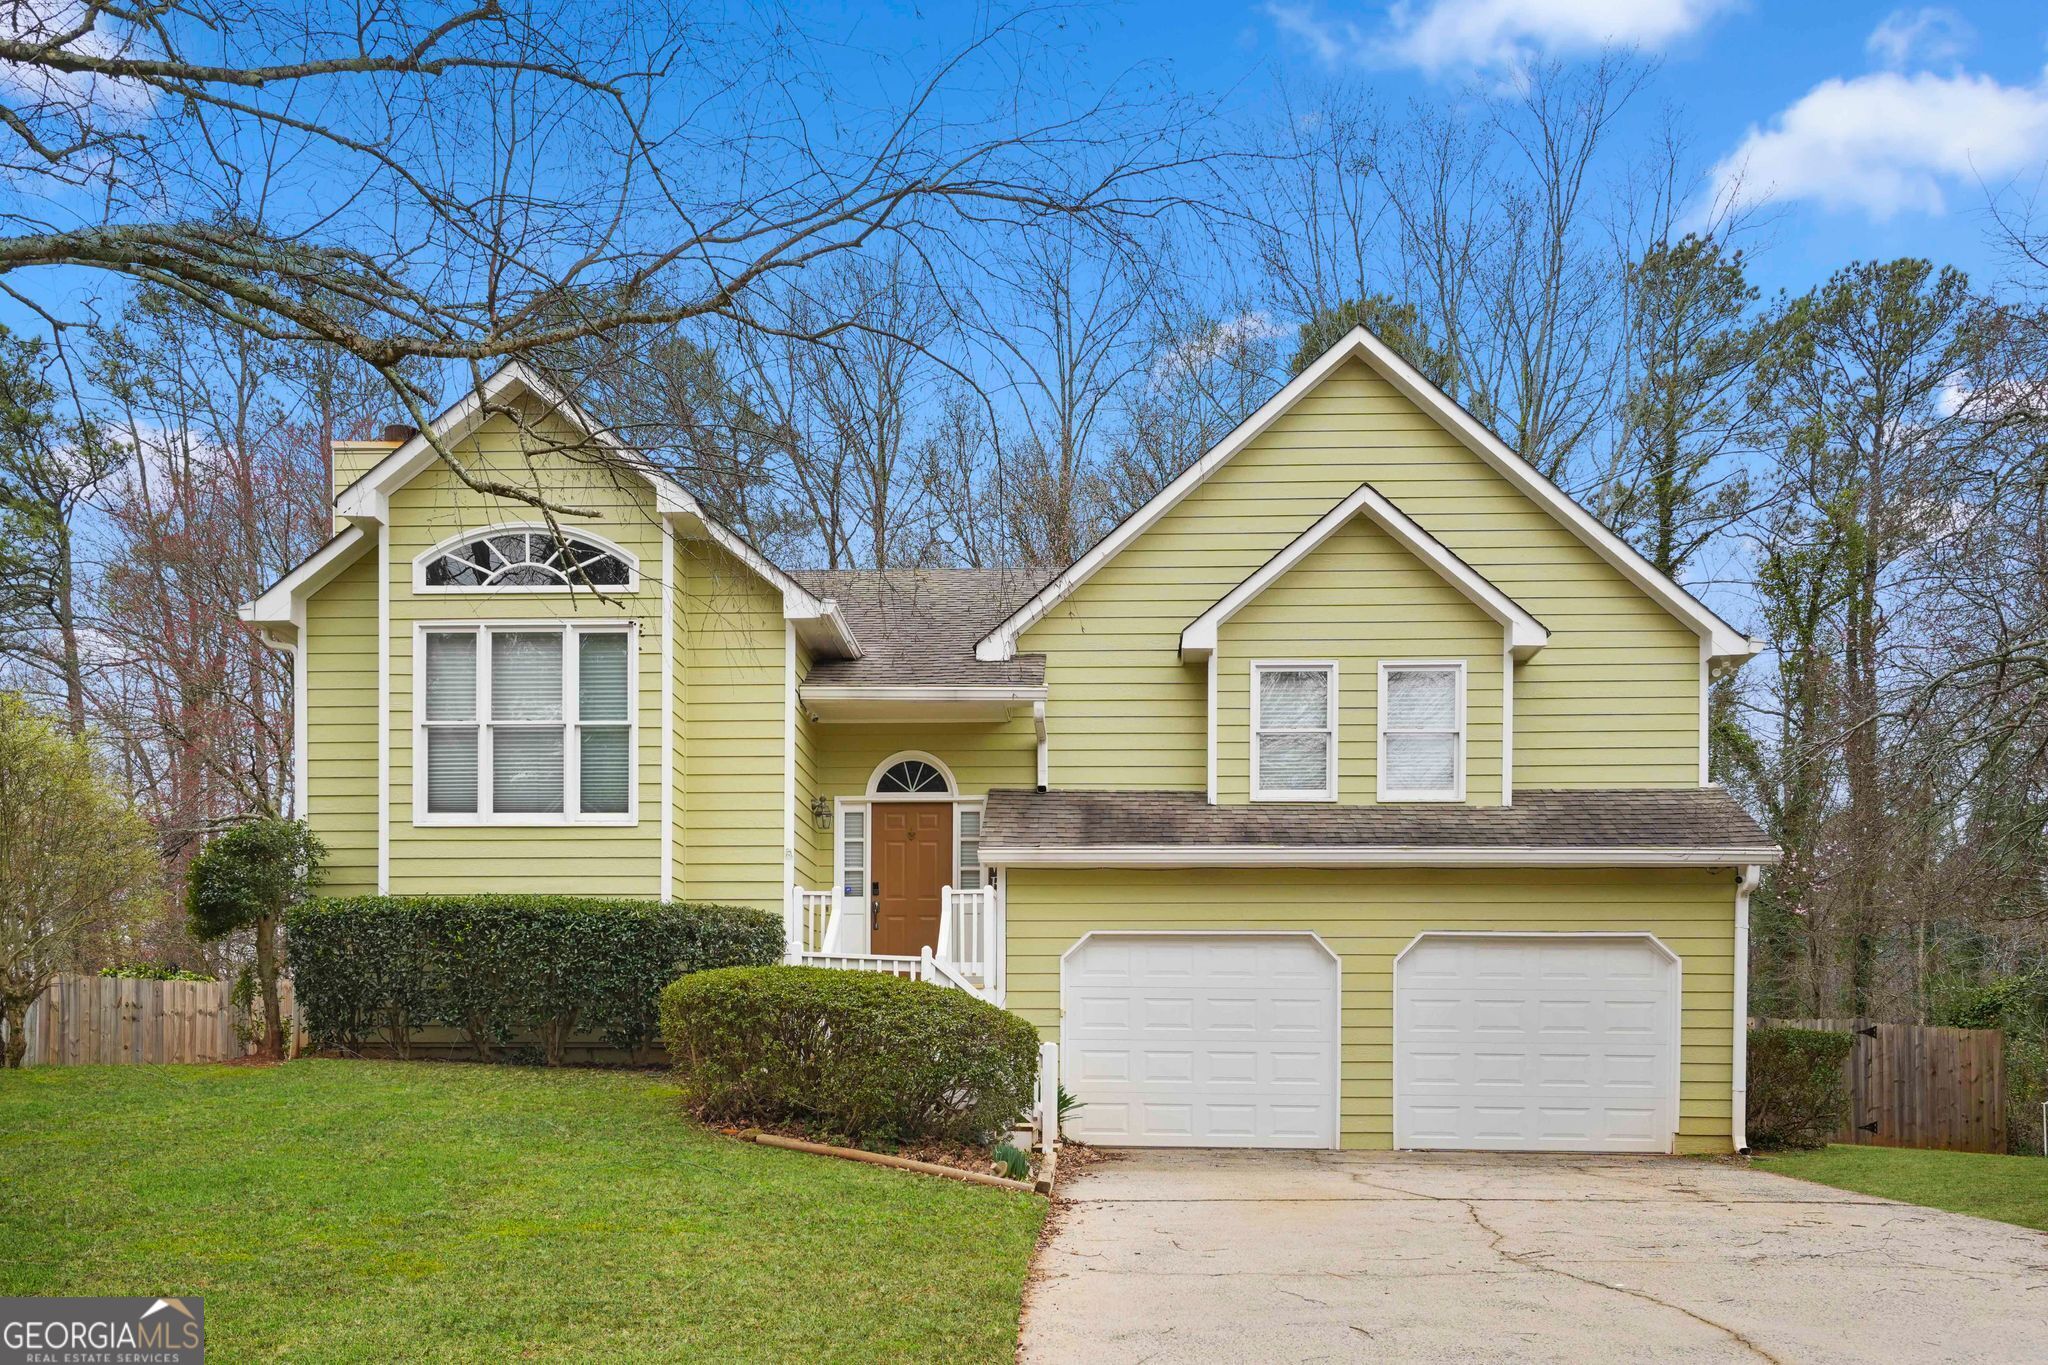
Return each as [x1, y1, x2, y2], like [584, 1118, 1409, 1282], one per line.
[1378, 662, 1464, 801]
[420, 624, 634, 822]
[1252, 663, 1336, 800]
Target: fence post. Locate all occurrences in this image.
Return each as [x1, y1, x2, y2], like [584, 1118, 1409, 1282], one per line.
[1039, 1040, 1059, 1154]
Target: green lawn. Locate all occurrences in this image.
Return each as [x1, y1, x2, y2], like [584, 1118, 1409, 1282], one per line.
[0, 1060, 1045, 1362]
[1755, 1143, 2048, 1233]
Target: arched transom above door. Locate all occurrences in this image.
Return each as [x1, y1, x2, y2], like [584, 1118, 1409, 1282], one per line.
[868, 752, 955, 795]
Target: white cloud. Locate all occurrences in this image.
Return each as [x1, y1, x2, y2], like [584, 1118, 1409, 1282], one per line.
[1265, 0, 1738, 72]
[1710, 68, 2048, 220]
[1865, 7, 1973, 71]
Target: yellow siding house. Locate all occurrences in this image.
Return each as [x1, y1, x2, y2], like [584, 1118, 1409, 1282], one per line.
[245, 329, 1777, 1157]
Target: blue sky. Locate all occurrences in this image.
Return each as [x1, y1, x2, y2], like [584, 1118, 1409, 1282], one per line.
[817, 0, 2048, 301]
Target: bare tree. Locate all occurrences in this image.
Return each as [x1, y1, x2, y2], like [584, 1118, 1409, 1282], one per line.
[0, 2, 1217, 506]
[967, 227, 1156, 566]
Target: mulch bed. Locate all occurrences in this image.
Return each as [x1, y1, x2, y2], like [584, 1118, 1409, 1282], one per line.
[715, 1120, 1067, 1183]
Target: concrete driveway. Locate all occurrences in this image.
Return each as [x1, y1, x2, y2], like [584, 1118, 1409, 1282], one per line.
[1022, 1150, 2048, 1364]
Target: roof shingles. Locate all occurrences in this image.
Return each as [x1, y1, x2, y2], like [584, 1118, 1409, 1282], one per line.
[794, 568, 1047, 688]
[981, 787, 1777, 857]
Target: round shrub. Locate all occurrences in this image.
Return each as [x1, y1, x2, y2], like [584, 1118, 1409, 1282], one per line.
[659, 965, 1041, 1144]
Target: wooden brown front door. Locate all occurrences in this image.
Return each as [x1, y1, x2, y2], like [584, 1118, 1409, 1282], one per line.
[872, 802, 952, 956]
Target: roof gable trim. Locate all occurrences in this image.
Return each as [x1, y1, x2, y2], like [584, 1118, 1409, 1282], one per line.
[1180, 482, 1548, 661]
[324, 361, 857, 657]
[977, 327, 1757, 663]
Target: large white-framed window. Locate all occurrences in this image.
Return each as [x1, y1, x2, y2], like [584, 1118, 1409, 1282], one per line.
[1252, 661, 1337, 801]
[1378, 660, 1466, 802]
[415, 621, 636, 825]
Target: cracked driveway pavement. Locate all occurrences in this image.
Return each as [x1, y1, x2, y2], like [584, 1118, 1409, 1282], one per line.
[1021, 1149, 2048, 1363]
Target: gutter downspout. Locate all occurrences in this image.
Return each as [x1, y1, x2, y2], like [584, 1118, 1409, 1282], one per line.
[1034, 700, 1048, 792]
[1732, 862, 1762, 1155]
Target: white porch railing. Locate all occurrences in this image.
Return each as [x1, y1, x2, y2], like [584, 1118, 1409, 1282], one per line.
[789, 888, 836, 962]
[802, 952, 923, 979]
[790, 884, 1001, 1003]
[940, 885, 1000, 997]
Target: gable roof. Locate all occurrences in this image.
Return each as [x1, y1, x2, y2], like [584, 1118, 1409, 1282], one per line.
[239, 524, 371, 633]
[246, 362, 859, 657]
[977, 326, 1760, 664]
[1179, 481, 1548, 662]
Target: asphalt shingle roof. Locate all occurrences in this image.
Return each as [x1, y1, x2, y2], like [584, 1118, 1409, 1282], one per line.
[793, 567, 1047, 687]
[981, 787, 1778, 857]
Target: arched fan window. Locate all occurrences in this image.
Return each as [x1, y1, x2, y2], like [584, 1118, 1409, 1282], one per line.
[874, 758, 950, 794]
[421, 529, 632, 590]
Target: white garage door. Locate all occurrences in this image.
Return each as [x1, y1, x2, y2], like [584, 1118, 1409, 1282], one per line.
[1395, 934, 1679, 1153]
[1062, 934, 1339, 1148]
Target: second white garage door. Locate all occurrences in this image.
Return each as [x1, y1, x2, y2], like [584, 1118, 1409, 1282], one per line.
[1062, 933, 1339, 1148]
[1394, 933, 1680, 1153]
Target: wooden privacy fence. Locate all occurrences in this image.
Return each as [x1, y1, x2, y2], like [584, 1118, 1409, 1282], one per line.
[3, 973, 302, 1067]
[1759, 1018, 2005, 1153]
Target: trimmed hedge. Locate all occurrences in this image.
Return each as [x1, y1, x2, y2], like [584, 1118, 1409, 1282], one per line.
[1747, 1025, 1854, 1150]
[286, 896, 784, 1063]
[660, 965, 1040, 1144]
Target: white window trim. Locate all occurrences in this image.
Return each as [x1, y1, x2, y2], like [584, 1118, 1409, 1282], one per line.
[411, 522, 640, 595]
[412, 620, 638, 827]
[1377, 660, 1466, 803]
[1251, 661, 1338, 803]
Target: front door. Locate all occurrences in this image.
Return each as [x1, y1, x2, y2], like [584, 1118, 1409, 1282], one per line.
[872, 802, 952, 956]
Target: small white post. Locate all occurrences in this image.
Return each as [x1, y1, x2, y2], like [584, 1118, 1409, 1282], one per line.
[784, 889, 804, 965]
[1039, 1040, 1059, 1154]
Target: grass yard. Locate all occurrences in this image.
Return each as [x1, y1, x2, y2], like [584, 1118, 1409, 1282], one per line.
[1755, 1143, 2048, 1233]
[0, 1060, 1046, 1362]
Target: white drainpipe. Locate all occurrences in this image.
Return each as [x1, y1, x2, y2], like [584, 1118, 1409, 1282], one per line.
[1732, 863, 1762, 1154]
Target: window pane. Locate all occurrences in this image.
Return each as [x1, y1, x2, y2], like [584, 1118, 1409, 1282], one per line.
[1386, 733, 1456, 792]
[493, 727, 564, 813]
[1258, 732, 1329, 793]
[426, 727, 478, 813]
[1387, 668, 1457, 730]
[579, 726, 629, 814]
[959, 808, 980, 838]
[492, 632, 562, 721]
[842, 807, 865, 897]
[424, 633, 476, 721]
[579, 633, 630, 721]
[1259, 669, 1329, 729]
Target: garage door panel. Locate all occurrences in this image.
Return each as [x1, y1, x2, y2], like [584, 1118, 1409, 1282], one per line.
[1395, 935, 1678, 1154]
[1064, 935, 1337, 1148]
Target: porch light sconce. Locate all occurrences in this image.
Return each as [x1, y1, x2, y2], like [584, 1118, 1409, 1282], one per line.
[810, 796, 832, 831]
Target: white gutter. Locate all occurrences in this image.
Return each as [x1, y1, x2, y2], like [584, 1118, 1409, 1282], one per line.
[798, 684, 1048, 705]
[1732, 862, 1762, 1155]
[979, 845, 1783, 869]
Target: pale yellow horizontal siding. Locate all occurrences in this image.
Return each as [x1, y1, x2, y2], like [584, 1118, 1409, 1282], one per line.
[1214, 513, 1504, 805]
[793, 640, 828, 890]
[1004, 865, 1739, 1154]
[305, 549, 378, 896]
[680, 540, 787, 911]
[811, 720, 1038, 800]
[384, 409, 665, 897]
[1021, 359, 1702, 792]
